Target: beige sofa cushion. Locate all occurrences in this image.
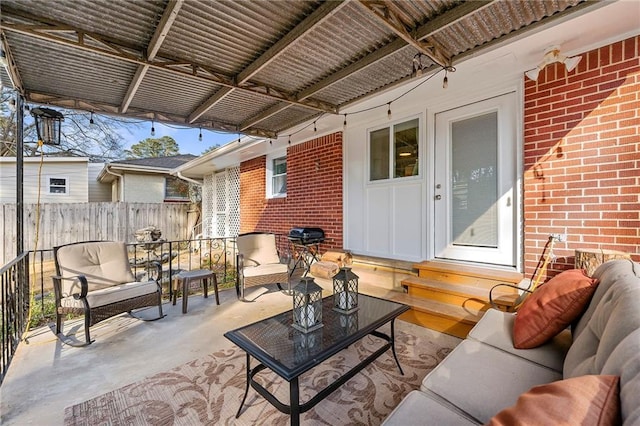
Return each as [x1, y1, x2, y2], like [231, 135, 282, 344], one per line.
[237, 233, 281, 266]
[564, 260, 640, 425]
[56, 241, 136, 296]
[468, 308, 571, 372]
[421, 339, 561, 423]
[382, 390, 477, 426]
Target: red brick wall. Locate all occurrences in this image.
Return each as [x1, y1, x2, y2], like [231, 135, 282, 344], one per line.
[524, 35, 639, 278]
[239, 132, 343, 252]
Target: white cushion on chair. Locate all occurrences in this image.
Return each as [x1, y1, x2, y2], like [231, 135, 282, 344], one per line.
[237, 233, 281, 266]
[242, 263, 288, 278]
[56, 241, 136, 295]
[60, 280, 159, 308]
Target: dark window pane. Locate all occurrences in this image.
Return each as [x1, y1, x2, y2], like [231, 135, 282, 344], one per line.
[370, 128, 389, 181]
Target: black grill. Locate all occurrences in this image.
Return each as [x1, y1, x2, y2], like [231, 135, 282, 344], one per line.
[288, 227, 325, 245]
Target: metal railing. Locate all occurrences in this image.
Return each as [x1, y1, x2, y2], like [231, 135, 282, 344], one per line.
[0, 236, 241, 386]
[1, 252, 30, 385]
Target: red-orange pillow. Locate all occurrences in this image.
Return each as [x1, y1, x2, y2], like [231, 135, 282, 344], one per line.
[486, 375, 620, 426]
[513, 268, 598, 349]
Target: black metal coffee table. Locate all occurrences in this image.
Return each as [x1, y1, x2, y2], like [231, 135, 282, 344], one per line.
[224, 294, 409, 425]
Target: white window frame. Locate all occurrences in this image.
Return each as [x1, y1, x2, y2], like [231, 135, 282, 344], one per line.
[47, 176, 68, 195]
[164, 176, 190, 201]
[266, 149, 287, 198]
[367, 116, 421, 184]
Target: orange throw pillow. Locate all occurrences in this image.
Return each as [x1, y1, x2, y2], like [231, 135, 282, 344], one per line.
[513, 268, 598, 349]
[486, 375, 620, 426]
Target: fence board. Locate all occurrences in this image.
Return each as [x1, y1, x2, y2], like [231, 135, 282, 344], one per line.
[1, 202, 191, 263]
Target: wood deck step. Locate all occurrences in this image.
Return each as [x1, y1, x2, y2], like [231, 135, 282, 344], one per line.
[401, 276, 520, 312]
[414, 260, 523, 290]
[358, 283, 483, 339]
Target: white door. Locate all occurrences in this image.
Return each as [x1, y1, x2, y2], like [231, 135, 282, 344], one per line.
[434, 93, 517, 266]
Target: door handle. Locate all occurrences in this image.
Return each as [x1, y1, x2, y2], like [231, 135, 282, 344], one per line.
[434, 195, 442, 200]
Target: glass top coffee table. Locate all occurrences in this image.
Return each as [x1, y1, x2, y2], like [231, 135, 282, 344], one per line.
[224, 294, 409, 426]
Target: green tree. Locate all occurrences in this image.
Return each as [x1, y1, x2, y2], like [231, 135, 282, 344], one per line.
[125, 136, 180, 158]
[200, 144, 220, 155]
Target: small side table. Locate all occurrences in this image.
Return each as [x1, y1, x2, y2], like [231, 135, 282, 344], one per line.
[172, 269, 219, 314]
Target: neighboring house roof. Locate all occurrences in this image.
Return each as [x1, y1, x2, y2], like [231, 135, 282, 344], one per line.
[98, 155, 197, 183]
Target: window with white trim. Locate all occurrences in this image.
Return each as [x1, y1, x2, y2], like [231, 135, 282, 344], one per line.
[266, 151, 287, 198]
[48, 177, 68, 194]
[369, 118, 420, 181]
[165, 176, 190, 201]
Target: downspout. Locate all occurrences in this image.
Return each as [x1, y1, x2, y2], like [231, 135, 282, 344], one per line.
[174, 171, 203, 240]
[104, 165, 124, 201]
[175, 171, 202, 186]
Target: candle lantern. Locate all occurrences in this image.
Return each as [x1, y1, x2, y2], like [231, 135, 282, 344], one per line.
[333, 267, 359, 314]
[31, 107, 64, 145]
[292, 277, 323, 333]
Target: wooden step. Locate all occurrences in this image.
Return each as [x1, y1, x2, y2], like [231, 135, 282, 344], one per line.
[401, 276, 520, 312]
[357, 283, 483, 339]
[413, 260, 523, 290]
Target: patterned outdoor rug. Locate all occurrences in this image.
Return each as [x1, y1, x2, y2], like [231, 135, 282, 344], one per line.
[64, 321, 460, 426]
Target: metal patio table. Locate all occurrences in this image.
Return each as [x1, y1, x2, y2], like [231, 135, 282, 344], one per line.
[224, 294, 410, 426]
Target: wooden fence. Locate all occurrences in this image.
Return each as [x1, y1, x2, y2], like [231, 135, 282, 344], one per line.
[1, 202, 193, 263]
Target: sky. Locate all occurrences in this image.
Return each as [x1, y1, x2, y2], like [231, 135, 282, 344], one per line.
[121, 121, 238, 156]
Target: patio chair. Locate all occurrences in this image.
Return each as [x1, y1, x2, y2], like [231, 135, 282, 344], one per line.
[52, 240, 165, 346]
[236, 232, 290, 301]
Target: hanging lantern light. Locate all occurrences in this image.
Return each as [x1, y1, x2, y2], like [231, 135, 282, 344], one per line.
[333, 267, 359, 314]
[31, 107, 64, 145]
[292, 277, 323, 333]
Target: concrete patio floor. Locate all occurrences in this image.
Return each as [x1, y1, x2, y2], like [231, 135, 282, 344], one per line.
[0, 266, 419, 425]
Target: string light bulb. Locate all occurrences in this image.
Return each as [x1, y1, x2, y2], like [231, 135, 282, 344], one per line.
[151, 120, 155, 136]
[198, 127, 202, 142]
[89, 111, 95, 125]
[288, 136, 291, 145]
[313, 121, 317, 132]
[387, 102, 392, 119]
[343, 114, 347, 127]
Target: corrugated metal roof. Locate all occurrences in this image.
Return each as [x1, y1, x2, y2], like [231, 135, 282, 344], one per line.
[0, 0, 598, 139]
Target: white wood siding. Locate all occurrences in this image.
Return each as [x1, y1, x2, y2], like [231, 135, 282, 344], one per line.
[0, 157, 89, 203]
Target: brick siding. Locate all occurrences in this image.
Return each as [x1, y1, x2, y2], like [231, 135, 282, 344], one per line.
[524, 35, 639, 278]
[239, 132, 343, 252]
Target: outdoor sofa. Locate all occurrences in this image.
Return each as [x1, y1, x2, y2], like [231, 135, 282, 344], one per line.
[383, 259, 640, 425]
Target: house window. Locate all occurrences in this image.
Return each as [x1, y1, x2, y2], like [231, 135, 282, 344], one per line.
[369, 118, 419, 181]
[165, 177, 190, 201]
[269, 156, 287, 197]
[48, 177, 68, 194]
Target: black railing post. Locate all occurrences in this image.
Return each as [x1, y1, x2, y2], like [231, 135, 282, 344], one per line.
[16, 94, 24, 257]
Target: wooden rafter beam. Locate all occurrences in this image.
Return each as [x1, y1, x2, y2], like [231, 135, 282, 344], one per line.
[0, 31, 24, 93]
[242, 0, 491, 130]
[121, 0, 183, 113]
[358, 0, 452, 68]
[0, 7, 338, 115]
[187, 0, 346, 124]
[25, 90, 277, 139]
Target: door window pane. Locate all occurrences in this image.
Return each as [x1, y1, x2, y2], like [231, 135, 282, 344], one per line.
[370, 128, 390, 181]
[394, 118, 419, 178]
[451, 112, 498, 247]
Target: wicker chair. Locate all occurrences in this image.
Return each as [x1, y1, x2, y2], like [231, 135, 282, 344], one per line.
[52, 241, 165, 346]
[236, 233, 290, 301]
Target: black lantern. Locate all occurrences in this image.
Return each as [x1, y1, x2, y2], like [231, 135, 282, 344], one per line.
[31, 107, 64, 145]
[333, 267, 359, 314]
[292, 277, 323, 333]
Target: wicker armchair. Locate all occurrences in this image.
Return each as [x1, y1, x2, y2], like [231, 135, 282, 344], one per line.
[52, 241, 164, 346]
[236, 233, 290, 301]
